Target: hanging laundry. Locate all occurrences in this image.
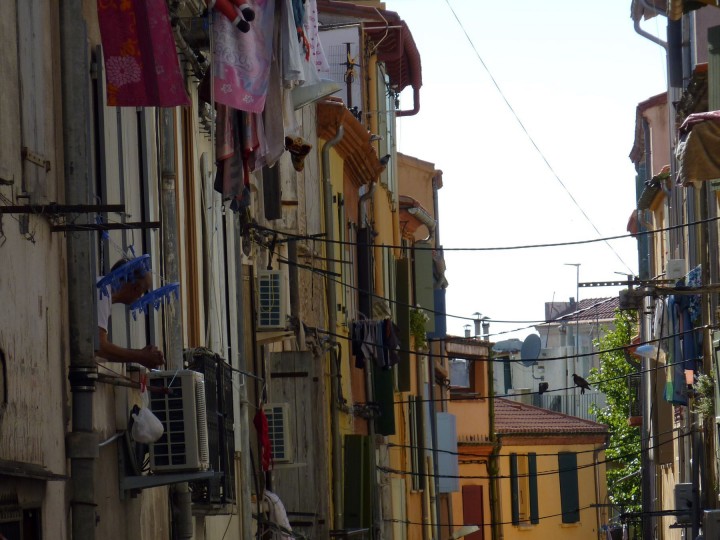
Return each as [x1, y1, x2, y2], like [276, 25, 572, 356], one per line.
[350, 318, 402, 370]
[212, 1, 276, 113]
[96, 0, 190, 107]
[303, 0, 331, 75]
[253, 408, 273, 471]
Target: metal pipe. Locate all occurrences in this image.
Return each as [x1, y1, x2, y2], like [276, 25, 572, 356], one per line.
[234, 216, 253, 540]
[427, 340, 442, 540]
[61, 2, 98, 538]
[159, 108, 193, 540]
[321, 125, 345, 530]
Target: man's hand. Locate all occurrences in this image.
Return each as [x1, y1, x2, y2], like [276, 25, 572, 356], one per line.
[138, 345, 165, 369]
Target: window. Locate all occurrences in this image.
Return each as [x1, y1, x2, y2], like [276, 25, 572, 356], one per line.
[510, 453, 538, 526]
[408, 395, 425, 491]
[558, 452, 580, 523]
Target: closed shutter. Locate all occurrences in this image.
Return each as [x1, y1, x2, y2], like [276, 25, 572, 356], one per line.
[558, 452, 580, 523]
[373, 368, 396, 436]
[395, 258, 411, 391]
[344, 434, 373, 528]
[461, 485, 485, 540]
[528, 453, 539, 524]
[510, 453, 520, 525]
[413, 243, 435, 333]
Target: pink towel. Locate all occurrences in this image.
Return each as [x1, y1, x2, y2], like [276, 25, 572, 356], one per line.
[97, 0, 190, 107]
[212, 0, 276, 113]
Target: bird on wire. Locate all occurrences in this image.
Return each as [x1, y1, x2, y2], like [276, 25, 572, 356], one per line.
[572, 373, 591, 394]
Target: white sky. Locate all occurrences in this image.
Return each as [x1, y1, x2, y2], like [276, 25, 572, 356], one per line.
[387, 0, 668, 341]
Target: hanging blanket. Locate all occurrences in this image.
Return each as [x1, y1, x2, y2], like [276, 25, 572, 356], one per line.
[212, 0, 276, 113]
[96, 0, 190, 107]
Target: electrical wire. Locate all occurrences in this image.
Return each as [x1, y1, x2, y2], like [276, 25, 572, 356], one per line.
[442, 0, 633, 274]
[387, 426, 681, 459]
[314, 321, 709, 366]
[385, 504, 595, 528]
[391, 357, 698, 405]
[379, 431, 683, 481]
[251, 214, 720, 252]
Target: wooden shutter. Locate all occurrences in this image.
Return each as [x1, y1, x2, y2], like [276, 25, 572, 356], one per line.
[510, 453, 519, 525]
[528, 453, 539, 524]
[558, 452, 580, 523]
[395, 258, 411, 391]
[343, 434, 372, 528]
[413, 243, 435, 333]
[373, 367, 396, 436]
[461, 485, 485, 540]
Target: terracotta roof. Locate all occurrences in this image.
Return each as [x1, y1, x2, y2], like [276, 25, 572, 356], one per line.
[544, 297, 619, 323]
[495, 398, 608, 436]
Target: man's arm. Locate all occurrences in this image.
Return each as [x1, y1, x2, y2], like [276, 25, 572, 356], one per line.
[97, 328, 165, 369]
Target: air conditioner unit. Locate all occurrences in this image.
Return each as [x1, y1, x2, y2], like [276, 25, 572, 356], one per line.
[264, 403, 294, 464]
[148, 370, 210, 473]
[256, 270, 287, 329]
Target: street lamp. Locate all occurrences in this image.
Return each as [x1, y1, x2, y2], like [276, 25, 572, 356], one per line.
[564, 263, 581, 416]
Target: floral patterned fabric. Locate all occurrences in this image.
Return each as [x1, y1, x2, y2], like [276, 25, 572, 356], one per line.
[213, 1, 276, 113]
[97, 0, 190, 107]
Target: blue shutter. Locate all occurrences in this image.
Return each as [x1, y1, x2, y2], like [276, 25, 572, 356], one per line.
[558, 452, 580, 523]
[529, 453, 539, 524]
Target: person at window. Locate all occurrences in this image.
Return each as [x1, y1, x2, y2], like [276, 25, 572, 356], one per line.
[96, 259, 165, 369]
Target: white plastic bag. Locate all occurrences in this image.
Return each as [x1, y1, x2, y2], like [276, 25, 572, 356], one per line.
[131, 389, 164, 443]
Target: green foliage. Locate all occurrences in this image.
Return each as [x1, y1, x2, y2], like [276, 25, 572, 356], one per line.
[409, 306, 429, 351]
[588, 309, 642, 515]
[694, 372, 715, 419]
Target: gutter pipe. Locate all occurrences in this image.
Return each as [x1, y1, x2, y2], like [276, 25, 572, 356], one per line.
[61, 2, 98, 539]
[322, 125, 345, 531]
[159, 109, 194, 540]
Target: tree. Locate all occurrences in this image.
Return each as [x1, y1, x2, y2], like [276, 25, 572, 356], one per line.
[588, 309, 642, 518]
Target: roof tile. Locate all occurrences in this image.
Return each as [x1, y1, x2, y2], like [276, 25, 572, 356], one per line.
[495, 398, 608, 435]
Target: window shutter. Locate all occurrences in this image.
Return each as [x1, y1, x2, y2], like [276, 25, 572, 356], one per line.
[344, 435, 372, 528]
[510, 453, 520, 525]
[395, 258, 411, 391]
[558, 452, 580, 523]
[528, 453, 539, 524]
[461, 485, 485, 540]
[373, 368, 396, 436]
[413, 244, 435, 333]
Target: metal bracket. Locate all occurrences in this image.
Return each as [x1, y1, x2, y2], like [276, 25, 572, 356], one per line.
[21, 147, 51, 172]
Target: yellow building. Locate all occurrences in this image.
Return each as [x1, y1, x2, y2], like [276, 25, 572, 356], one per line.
[494, 398, 609, 540]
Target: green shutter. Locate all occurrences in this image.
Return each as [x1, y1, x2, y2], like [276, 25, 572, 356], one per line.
[374, 367, 396, 435]
[529, 453, 539, 524]
[510, 453, 519, 525]
[344, 435, 372, 528]
[395, 258, 411, 391]
[413, 244, 435, 333]
[558, 452, 580, 523]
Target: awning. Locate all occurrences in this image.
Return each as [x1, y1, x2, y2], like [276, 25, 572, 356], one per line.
[676, 111, 720, 186]
[631, 1, 720, 22]
[317, 0, 422, 116]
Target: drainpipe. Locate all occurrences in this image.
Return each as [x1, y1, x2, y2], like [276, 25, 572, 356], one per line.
[234, 217, 253, 540]
[322, 125, 345, 530]
[159, 109, 193, 539]
[488, 350, 501, 540]
[61, 2, 98, 539]
[427, 340, 442, 540]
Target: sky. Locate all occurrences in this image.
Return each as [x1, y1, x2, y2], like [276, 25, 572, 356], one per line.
[385, 0, 668, 342]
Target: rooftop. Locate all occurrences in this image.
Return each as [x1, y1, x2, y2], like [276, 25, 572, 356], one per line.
[495, 398, 608, 436]
[544, 297, 619, 323]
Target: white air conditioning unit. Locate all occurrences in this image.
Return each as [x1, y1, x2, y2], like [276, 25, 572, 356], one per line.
[148, 370, 210, 473]
[264, 403, 294, 464]
[256, 270, 287, 329]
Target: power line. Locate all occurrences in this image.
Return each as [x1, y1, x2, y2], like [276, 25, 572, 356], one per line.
[387, 426, 681, 459]
[252, 215, 720, 253]
[379, 431, 683, 481]
[442, 0, 633, 274]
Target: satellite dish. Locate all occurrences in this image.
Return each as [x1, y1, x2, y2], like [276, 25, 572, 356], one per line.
[520, 334, 541, 367]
